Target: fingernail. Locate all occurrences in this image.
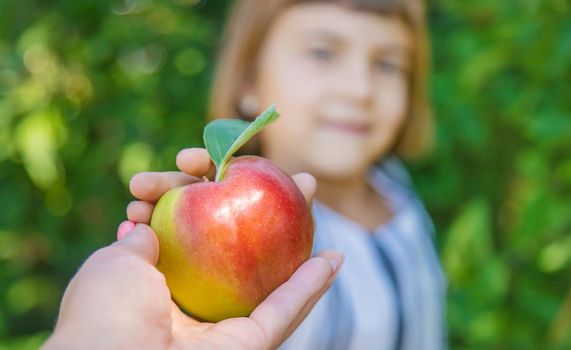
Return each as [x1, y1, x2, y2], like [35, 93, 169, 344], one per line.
[328, 254, 344, 274]
[117, 220, 136, 241]
[329, 259, 338, 273]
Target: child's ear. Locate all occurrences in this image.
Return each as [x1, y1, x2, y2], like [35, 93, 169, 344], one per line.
[238, 92, 260, 120]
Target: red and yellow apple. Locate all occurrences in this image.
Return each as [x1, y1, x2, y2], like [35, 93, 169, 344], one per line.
[150, 155, 313, 322]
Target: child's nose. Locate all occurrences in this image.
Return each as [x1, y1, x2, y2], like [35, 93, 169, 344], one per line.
[335, 60, 374, 107]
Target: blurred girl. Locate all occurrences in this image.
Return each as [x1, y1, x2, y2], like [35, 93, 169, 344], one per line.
[128, 0, 447, 348]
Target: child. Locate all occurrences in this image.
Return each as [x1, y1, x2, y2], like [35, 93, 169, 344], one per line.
[128, 0, 447, 349]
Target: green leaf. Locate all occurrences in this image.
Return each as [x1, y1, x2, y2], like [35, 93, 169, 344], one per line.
[203, 105, 279, 181]
[203, 119, 249, 170]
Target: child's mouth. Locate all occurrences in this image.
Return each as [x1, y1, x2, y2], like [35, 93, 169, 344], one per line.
[320, 120, 371, 135]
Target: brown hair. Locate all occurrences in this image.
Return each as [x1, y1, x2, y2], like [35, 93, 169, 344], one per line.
[209, 0, 434, 158]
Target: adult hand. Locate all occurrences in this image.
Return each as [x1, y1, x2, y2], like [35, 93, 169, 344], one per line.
[44, 224, 342, 349]
[44, 148, 342, 349]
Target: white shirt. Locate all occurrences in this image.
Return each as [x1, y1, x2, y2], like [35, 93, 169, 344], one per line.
[280, 158, 447, 350]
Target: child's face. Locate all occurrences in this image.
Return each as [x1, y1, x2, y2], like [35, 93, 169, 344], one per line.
[251, 3, 413, 179]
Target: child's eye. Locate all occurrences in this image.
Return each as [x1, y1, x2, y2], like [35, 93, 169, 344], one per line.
[308, 47, 334, 61]
[375, 60, 404, 74]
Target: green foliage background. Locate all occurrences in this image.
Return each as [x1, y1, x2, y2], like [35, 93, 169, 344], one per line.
[0, 0, 570, 348]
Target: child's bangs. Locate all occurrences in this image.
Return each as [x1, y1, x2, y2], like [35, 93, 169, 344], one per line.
[291, 0, 412, 20]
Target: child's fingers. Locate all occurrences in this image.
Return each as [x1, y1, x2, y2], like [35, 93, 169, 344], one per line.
[117, 220, 136, 241]
[129, 171, 200, 202]
[291, 173, 316, 204]
[126, 201, 155, 224]
[176, 148, 216, 180]
[248, 250, 343, 349]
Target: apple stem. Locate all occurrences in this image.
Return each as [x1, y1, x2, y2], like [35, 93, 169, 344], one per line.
[215, 164, 227, 182]
[203, 105, 279, 183]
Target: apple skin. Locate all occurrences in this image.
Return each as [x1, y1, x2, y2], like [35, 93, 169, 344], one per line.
[150, 155, 314, 322]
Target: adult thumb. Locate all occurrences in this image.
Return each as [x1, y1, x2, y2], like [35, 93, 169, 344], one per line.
[113, 223, 160, 265]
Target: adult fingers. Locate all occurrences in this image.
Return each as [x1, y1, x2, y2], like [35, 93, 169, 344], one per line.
[281, 251, 343, 339]
[111, 224, 160, 266]
[248, 250, 344, 349]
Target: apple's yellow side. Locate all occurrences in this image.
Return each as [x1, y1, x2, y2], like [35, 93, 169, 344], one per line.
[150, 187, 254, 322]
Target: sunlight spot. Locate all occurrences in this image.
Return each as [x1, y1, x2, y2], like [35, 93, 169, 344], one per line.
[539, 237, 571, 272]
[15, 109, 66, 189]
[118, 142, 155, 185]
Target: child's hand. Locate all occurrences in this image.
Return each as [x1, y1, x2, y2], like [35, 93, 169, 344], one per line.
[122, 148, 316, 235]
[43, 223, 343, 349]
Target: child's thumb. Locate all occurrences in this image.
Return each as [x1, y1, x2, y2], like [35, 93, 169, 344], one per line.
[114, 222, 160, 265]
